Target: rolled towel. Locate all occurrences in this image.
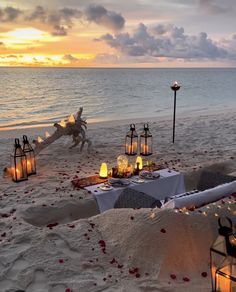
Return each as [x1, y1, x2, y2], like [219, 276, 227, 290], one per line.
[162, 180, 236, 209]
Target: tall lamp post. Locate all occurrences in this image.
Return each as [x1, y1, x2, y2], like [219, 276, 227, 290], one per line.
[171, 81, 181, 143]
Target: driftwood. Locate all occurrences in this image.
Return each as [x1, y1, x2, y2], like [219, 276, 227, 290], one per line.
[33, 107, 92, 155]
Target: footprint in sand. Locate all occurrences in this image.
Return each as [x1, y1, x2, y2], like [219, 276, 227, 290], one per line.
[26, 269, 49, 292]
[46, 233, 80, 258]
[7, 258, 29, 280]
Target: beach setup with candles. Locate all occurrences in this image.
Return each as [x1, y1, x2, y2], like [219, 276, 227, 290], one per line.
[1, 102, 236, 292]
[1, 58, 236, 292]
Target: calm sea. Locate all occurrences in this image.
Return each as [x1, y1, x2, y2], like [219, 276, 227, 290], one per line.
[0, 68, 236, 130]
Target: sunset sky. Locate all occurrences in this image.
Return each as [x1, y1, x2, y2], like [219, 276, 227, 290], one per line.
[0, 0, 236, 67]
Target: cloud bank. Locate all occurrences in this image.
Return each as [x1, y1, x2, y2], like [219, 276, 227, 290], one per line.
[0, 5, 125, 35]
[97, 23, 235, 61]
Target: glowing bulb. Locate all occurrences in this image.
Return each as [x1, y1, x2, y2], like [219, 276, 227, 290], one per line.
[45, 131, 50, 138]
[150, 212, 155, 219]
[68, 114, 75, 124]
[60, 120, 66, 128]
[37, 136, 43, 143]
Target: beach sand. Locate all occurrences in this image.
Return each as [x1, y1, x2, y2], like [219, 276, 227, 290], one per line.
[0, 111, 235, 291]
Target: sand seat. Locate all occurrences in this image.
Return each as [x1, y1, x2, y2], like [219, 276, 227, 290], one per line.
[197, 170, 236, 191]
[114, 187, 162, 209]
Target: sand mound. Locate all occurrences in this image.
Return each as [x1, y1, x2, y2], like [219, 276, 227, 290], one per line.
[1, 197, 235, 292]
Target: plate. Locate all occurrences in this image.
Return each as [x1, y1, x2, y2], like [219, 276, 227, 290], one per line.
[99, 184, 113, 191]
[130, 177, 145, 184]
[139, 171, 160, 180]
[108, 178, 130, 187]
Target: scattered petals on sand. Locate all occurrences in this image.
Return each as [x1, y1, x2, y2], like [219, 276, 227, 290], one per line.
[47, 222, 59, 229]
[201, 272, 207, 277]
[170, 274, 177, 280]
[183, 277, 190, 282]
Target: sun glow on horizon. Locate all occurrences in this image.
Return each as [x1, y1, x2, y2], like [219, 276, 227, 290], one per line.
[0, 27, 60, 49]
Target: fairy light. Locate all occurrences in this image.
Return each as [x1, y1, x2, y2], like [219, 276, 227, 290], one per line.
[45, 131, 50, 138]
[150, 212, 155, 219]
[37, 136, 43, 143]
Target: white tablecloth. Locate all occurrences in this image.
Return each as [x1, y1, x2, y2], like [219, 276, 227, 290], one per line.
[85, 169, 185, 213]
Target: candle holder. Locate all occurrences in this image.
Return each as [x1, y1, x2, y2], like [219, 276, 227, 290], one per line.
[10, 139, 28, 182]
[140, 124, 152, 156]
[23, 135, 36, 176]
[125, 124, 138, 155]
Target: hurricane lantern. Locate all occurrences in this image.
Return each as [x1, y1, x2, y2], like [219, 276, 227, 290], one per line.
[140, 124, 152, 156]
[23, 135, 36, 176]
[11, 138, 28, 182]
[171, 81, 181, 143]
[99, 163, 108, 179]
[210, 217, 236, 292]
[125, 124, 138, 155]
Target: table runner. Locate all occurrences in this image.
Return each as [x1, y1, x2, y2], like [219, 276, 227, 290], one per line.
[85, 169, 185, 213]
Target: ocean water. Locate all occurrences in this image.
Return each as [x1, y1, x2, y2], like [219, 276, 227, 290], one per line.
[0, 68, 236, 130]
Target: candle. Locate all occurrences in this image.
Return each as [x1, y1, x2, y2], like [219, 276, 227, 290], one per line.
[141, 144, 149, 155]
[99, 163, 108, 178]
[26, 160, 31, 173]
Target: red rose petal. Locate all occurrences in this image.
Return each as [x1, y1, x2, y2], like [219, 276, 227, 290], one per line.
[201, 272, 207, 278]
[59, 259, 64, 264]
[183, 277, 190, 282]
[170, 274, 176, 280]
[160, 228, 166, 233]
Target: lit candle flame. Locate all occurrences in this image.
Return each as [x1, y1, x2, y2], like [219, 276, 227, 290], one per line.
[45, 131, 50, 138]
[37, 136, 43, 143]
[68, 114, 75, 124]
[60, 120, 66, 128]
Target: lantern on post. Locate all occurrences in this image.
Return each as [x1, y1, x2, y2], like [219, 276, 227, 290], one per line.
[10, 138, 28, 182]
[22, 135, 36, 176]
[125, 124, 138, 155]
[210, 217, 236, 292]
[140, 124, 152, 156]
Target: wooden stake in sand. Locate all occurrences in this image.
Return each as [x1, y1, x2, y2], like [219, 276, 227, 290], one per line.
[33, 107, 92, 155]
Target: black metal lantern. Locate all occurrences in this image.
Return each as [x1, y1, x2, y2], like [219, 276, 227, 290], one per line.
[140, 124, 152, 156]
[23, 135, 36, 175]
[125, 124, 138, 155]
[10, 138, 28, 182]
[210, 217, 236, 292]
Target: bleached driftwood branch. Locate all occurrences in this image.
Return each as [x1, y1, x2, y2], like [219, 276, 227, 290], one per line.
[33, 107, 92, 155]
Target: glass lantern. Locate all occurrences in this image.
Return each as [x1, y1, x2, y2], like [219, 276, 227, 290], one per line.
[125, 124, 138, 155]
[10, 138, 28, 182]
[23, 135, 36, 175]
[140, 124, 152, 156]
[210, 217, 236, 292]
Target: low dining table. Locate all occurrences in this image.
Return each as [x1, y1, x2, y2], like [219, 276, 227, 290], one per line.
[85, 169, 186, 213]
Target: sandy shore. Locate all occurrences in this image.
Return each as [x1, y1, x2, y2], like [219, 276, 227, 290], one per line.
[0, 111, 236, 291]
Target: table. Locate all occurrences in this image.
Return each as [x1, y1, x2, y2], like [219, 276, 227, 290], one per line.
[85, 169, 185, 213]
